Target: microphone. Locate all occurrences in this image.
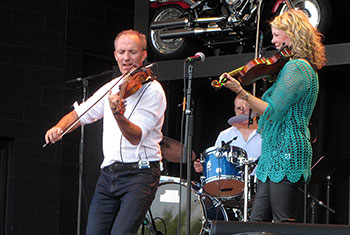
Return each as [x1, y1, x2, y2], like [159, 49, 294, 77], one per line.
[185, 52, 205, 63]
[226, 136, 238, 146]
[220, 136, 238, 149]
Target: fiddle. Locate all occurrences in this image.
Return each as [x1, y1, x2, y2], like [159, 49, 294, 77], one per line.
[114, 64, 155, 114]
[211, 47, 292, 88]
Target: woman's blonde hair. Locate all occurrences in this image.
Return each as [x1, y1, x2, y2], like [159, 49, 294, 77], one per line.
[271, 10, 326, 70]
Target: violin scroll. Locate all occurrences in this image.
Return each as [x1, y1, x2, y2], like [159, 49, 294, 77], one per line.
[211, 75, 227, 89]
[211, 66, 243, 89]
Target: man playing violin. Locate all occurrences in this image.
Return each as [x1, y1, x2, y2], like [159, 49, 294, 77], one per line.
[220, 10, 326, 223]
[45, 30, 167, 234]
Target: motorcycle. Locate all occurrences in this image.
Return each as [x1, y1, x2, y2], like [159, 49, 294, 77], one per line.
[149, 0, 332, 61]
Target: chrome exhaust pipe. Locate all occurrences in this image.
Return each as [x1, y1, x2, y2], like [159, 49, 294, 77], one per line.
[160, 27, 225, 39]
[151, 16, 227, 30]
[151, 18, 188, 30]
[193, 16, 226, 24]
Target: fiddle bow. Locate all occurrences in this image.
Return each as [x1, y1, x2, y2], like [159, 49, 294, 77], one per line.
[43, 64, 156, 147]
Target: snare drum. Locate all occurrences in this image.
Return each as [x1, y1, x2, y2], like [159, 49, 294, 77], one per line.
[144, 177, 227, 235]
[200, 146, 247, 198]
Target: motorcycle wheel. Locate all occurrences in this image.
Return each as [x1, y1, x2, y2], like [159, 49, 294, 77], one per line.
[149, 6, 196, 61]
[279, 0, 332, 35]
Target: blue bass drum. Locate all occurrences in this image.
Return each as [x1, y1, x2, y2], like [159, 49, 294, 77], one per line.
[200, 146, 247, 198]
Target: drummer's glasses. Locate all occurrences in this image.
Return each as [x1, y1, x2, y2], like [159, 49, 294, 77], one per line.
[235, 105, 249, 113]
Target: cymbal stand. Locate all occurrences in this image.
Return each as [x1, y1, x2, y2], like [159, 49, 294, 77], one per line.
[243, 158, 249, 222]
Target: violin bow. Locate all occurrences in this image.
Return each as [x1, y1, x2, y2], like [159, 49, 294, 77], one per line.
[285, 0, 294, 10]
[43, 67, 138, 148]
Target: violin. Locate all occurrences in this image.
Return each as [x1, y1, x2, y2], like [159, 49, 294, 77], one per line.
[211, 47, 292, 88]
[114, 65, 155, 114]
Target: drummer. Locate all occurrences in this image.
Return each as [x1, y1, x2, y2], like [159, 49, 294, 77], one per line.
[194, 95, 262, 174]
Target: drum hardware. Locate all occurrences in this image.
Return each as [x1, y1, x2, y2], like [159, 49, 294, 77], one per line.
[232, 208, 244, 221]
[224, 207, 245, 222]
[243, 158, 249, 222]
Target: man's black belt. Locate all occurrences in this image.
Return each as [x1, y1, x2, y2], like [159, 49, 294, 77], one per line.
[103, 161, 159, 172]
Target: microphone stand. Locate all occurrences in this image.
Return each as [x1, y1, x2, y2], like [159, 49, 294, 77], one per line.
[77, 79, 87, 235]
[183, 62, 194, 235]
[301, 155, 335, 224]
[247, 0, 263, 126]
[43, 69, 115, 148]
[297, 187, 335, 223]
[325, 175, 331, 224]
[66, 70, 114, 235]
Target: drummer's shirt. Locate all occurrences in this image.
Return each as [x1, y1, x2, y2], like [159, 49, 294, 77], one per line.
[214, 126, 262, 174]
[74, 76, 167, 169]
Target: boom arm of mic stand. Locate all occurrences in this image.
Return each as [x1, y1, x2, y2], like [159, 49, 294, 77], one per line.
[66, 70, 115, 84]
[298, 187, 336, 213]
[43, 69, 130, 148]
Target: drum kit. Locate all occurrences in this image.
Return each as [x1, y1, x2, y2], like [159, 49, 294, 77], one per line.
[140, 137, 258, 235]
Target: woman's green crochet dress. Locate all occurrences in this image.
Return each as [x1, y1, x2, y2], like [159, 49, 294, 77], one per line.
[256, 59, 319, 183]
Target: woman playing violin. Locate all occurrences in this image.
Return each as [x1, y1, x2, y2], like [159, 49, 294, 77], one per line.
[45, 30, 167, 234]
[220, 10, 326, 222]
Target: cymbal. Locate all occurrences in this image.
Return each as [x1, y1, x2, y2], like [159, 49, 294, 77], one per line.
[160, 136, 196, 163]
[227, 113, 256, 125]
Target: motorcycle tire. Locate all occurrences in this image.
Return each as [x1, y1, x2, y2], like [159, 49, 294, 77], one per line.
[279, 0, 332, 35]
[149, 5, 197, 61]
